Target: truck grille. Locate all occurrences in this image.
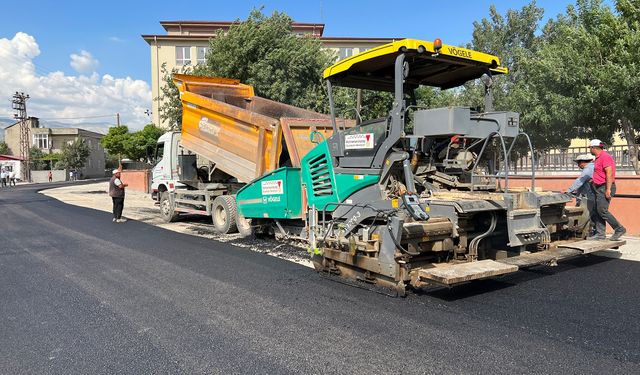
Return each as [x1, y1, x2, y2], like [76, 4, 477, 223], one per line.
[308, 154, 333, 197]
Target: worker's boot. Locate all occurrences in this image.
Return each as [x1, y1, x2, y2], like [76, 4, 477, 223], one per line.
[610, 227, 627, 241]
[587, 234, 606, 241]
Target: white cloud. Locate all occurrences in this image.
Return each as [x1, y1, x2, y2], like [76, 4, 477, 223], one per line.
[70, 50, 99, 73]
[108, 36, 125, 43]
[0, 32, 151, 130]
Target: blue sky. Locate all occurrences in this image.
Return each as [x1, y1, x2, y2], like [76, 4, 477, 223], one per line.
[0, 0, 612, 129]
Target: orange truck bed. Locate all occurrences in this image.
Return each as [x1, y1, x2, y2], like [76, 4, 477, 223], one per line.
[173, 74, 349, 183]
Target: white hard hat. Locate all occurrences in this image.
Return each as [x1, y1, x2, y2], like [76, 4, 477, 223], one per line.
[574, 154, 594, 162]
[589, 139, 604, 148]
[112, 169, 120, 174]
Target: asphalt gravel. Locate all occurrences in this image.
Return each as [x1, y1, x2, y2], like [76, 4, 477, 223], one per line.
[0, 183, 638, 374]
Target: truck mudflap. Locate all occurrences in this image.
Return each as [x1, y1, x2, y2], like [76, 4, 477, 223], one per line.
[412, 239, 625, 287]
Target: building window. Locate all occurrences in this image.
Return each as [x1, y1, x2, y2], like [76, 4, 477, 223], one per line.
[196, 47, 209, 64]
[33, 134, 49, 149]
[176, 46, 191, 66]
[339, 48, 353, 60]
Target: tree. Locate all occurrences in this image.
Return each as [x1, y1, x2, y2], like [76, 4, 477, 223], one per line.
[59, 139, 90, 170]
[196, 9, 333, 113]
[29, 146, 47, 170]
[101, 125, 129, 163]
[468, 2, 549, 146]
[510, 0, 640, 172]
[157, 63, 190, 130]
[124, 124, 164, 161]
[0, 141, 9, 155]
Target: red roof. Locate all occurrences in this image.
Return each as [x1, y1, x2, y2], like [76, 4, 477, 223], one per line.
[0, 154, 24, 161]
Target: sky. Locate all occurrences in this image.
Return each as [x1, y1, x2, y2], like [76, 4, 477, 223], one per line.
[0, 0, 607, 131]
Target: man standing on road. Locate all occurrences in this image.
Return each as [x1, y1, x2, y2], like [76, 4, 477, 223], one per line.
[589, 139, 626, 240]
[0, 168, 6, 188]
[9, 170, 16, 186]
[109, 169, 128, 223]
[568, 154, 596, 237]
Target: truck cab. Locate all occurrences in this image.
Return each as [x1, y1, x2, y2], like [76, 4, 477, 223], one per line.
[150, 131, 184, 200]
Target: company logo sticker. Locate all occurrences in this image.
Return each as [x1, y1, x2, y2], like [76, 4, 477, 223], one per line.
[198, 116, 221, 137]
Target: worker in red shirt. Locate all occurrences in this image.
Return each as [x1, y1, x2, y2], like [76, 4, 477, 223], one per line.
[589, 139, 626, 240]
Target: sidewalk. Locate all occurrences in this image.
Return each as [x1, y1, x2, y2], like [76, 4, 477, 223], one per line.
[40, 182, 313, 268]
[40, 182, 639, 265]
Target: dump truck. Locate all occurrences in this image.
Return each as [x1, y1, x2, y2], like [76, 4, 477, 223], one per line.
[154, 39, 624, 294]
[151, 74, 348, 233]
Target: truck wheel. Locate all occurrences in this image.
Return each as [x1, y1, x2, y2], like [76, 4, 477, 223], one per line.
[160, 192, 179, 223]
[212, 195, 238, 234]
[236, 215, 254, 238]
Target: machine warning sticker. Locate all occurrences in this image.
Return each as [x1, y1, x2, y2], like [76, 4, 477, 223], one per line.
[261, 180, 283, 195]
[344, 133, 374, 150]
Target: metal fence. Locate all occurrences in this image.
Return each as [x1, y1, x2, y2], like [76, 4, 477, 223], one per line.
[510, 144, 637, 173]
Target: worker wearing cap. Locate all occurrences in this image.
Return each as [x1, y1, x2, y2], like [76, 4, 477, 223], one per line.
[568, 154, 596, 236]
[589, 139, 626, 240]
[109, 169, 128, 223]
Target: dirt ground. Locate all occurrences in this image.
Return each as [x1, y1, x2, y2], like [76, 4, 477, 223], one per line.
[40, 182, 313, 268]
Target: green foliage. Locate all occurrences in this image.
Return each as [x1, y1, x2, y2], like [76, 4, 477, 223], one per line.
[105, 154, 120, 169]
[123, 124, 164, 161]
[510, 0, 640, 153]
[466, 2, 545, 121]
[157, 63, 191, 130]
[195, 9, 334, 113]
[100, 124, 164, 162]
[60, 139, 90, 170]
[101, 125, 129, 160]
[29, 146, 47, 170]
[0, 141, 9, 155]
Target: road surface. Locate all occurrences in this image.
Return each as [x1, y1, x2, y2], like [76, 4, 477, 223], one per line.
[1, 183, 638, 374]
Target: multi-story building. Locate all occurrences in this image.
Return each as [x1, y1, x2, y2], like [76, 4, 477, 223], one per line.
[3, 117, 106, 178]
[142, 21, 396, 127]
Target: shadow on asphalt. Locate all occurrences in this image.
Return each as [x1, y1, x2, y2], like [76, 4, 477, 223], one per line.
[412, 254, 616, 301]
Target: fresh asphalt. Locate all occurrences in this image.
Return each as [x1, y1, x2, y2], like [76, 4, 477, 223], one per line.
[0, 182, 638, 375]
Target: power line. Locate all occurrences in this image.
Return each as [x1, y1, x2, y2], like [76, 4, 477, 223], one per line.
[38, 114, 116, 121]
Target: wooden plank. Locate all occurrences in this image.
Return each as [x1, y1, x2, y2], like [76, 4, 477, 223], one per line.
[417, 260, 518, 286]
[558, 239, 626, 254]
[497, 248, 582, 268]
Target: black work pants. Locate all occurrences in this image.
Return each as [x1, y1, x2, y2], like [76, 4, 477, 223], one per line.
[593, 183, 623, 236]
[112, 197, 125, 220]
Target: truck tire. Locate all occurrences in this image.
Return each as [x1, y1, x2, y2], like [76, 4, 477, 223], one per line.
[160, 192, 179, 223]
[212, 195, 238, 234]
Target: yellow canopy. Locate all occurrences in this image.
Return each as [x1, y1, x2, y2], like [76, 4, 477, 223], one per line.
[323, 38, 507, 91]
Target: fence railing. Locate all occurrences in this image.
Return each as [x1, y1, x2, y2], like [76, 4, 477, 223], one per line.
[511, 144, 637, 173]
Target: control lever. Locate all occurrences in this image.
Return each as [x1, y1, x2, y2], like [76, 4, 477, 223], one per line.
[401, 194, 429, 221]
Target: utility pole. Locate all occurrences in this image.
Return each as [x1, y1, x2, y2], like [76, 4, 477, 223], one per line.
[116, 112, 120, 127]
[12, 92, 30, 182]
